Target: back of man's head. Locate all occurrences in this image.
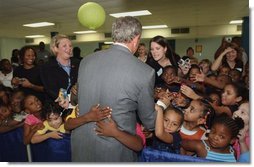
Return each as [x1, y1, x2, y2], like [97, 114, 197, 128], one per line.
[112, 16, 142, 43]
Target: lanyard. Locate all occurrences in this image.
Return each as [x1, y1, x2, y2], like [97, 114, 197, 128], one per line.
[57, 60, 71, 91]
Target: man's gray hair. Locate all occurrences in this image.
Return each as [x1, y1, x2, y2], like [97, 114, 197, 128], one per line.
[112, 16, 142, 43]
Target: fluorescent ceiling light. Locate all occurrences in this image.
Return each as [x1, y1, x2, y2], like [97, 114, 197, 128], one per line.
[104, 41, 114, 44]
[23, 22, 55, 28]
[229, 20, 243, 24]
[110, 10, 151, 18]
[142, 25, 168, 29]
[73, 31, 97, 34]
[25, 35, 45, 38]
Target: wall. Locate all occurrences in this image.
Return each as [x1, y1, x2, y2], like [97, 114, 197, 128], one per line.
[0, 38, 25, 59]
[0, 36, 240, 62]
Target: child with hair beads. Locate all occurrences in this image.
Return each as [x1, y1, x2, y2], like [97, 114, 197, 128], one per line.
[22, 95, 44, 145]
[179, 99, 214, 141]
[153, 106, 184, 153]
[181, 114, 243, 162]
[232, 102, 249, 161]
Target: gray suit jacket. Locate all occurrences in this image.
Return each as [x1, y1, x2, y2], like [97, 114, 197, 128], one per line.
[71, 44, 156, 162]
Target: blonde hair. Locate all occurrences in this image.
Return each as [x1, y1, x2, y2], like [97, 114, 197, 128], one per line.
[50, 34, 69, 55]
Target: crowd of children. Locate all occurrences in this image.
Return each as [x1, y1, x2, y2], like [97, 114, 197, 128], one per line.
[0, 35, 250, 162]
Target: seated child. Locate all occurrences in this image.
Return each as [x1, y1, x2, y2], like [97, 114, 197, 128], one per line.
[181, 114, 243, 162]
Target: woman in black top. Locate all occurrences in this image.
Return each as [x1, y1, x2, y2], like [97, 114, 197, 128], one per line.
[40, 34, 79, 103]
[12, 46, 44, 102]
[147, 35, 180, 86]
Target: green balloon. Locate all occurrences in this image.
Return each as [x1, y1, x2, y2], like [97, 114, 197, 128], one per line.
[77, 2, 106, 30]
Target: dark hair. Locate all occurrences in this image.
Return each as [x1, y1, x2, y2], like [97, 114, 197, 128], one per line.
[198, 99, 215, 129]
[222, 42, 243, 63]
[73, 47, 81, 58]
[165, 107, 184, 125]
[212, 113, 244, 139]
[42, 102, 63, 120]
[149, 35, 179, 68]
[163, 65, 177, 76]
[186, 47, 194, 53]
[224, 83, 248, 102]
[11, 49, 19, 64]
[19, 46, 37, 64]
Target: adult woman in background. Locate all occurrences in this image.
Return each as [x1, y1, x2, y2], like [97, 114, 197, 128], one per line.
[147, 35, 180, 86]
[40, 34, 79, 103]
[211, 42, 243, 73]
[12, 46, 44, 102]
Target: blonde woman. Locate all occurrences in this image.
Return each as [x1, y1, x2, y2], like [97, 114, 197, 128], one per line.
[40, 34, 79, 103]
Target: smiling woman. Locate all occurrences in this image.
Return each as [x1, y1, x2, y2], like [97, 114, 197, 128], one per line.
[12, 46, 45, 102]
[40, 34, 80, 103]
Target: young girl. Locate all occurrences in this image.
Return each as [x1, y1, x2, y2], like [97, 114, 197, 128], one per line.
[181, 114, 243, 162]
[232, 102, 249, 160]
[0, 99, 24, 133]
[153, 106, 184, 154]
[211, 83, 246, 117]
[31, 103, 67, 144]
[179, 99, 213, 141]
[11, 90, 27, 122]
[22, 95, 44, 145]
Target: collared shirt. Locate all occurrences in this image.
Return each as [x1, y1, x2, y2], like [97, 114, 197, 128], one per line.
[113, 42, 131, 52]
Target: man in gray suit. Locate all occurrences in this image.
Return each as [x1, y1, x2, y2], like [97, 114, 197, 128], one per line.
[71, 16, 156, 162]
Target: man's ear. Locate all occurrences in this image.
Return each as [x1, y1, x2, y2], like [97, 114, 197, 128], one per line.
[133, 35, 140, 47]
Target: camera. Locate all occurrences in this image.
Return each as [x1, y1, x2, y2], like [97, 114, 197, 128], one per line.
[225, 37, 232, 42]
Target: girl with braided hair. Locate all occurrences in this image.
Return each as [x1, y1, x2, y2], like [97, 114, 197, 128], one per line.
[181, 114, 244, 162]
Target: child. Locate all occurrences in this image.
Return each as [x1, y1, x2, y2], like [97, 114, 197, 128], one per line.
[0, 99, 24, 133]
[11, 90, 27, 122]
[211, 83, 246, 117]
[22, 95, 44, 145]
[31, 103, 67, 144]
[229, 69, 242, 83]
[232, 102, 249, 160]
[95, 117, 144, 152]
[160, 65, 180, 92]
[199, 59, 212, 76]
[64, 104, 112, 131]
[179, 99, 212, 141]
[181, 114, 243, 162]
[153, 106, 184, 154]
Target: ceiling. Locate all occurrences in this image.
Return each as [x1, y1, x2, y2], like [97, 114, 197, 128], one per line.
[0, 0, 249, 39]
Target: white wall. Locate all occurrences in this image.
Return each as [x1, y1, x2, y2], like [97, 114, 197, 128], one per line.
[0, 36, 238, 62]
[0, 38, 25, 59]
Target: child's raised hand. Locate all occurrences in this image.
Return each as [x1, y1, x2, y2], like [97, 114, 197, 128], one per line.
[48, 131, 63, 139]
[158, 89, 173, 107]
[180, 84, 200, 100]
[194, 72, 205, 82]
[95, 117, 118, 137]
[87, 104, 112, 122]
